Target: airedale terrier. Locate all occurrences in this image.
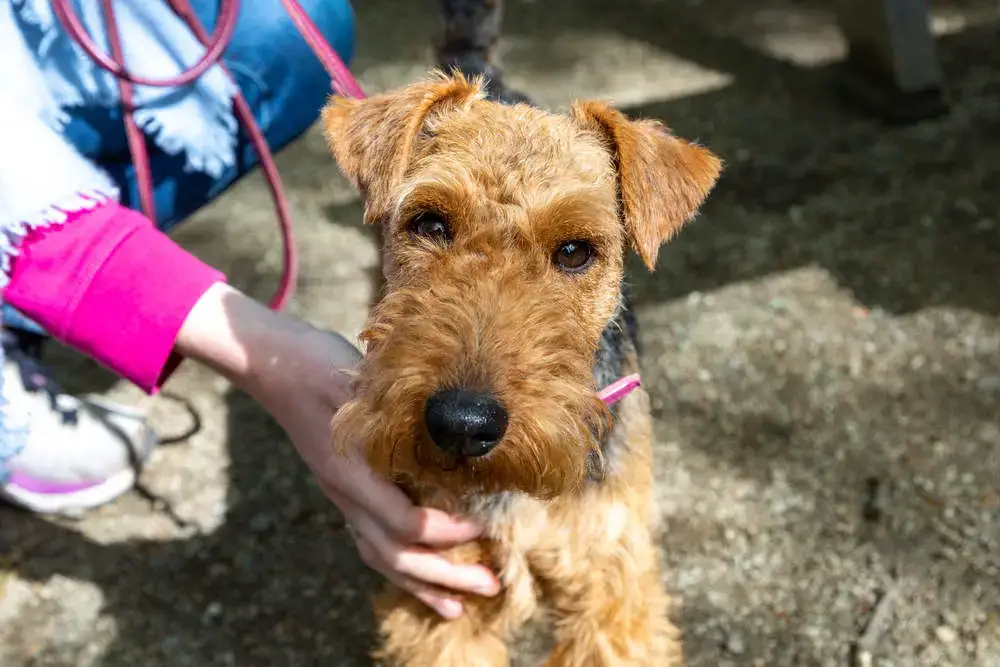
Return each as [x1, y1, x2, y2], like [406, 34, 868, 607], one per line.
[322, 72, 721, 666]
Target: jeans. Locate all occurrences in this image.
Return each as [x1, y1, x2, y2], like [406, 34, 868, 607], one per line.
[2, 0, 356, 335]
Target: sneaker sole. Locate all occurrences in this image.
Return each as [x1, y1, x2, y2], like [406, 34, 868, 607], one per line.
[1, 425, 157, 516]
[1, 466, 138, 515]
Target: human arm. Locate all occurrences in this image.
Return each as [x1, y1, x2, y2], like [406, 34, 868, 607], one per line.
[2, 200, 499, 618]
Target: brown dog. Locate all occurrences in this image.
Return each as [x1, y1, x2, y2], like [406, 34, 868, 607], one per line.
[322, 71, 721, 666]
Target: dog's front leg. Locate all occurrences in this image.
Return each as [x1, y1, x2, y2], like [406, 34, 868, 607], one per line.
[531, 425, 684, 667]
[372, 540, 535, 667]
[534, 525, 683, 667]
[373, 586, 509, 667]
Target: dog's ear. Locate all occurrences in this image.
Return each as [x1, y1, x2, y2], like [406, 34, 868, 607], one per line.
[571, 101, 722, 271]
[322, 71, 484, 222]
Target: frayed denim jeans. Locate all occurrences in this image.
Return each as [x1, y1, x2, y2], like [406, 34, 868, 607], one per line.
[0, 0, 355, 477]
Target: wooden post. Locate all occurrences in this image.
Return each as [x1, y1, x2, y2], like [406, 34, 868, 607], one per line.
[832, 0, 948, 123]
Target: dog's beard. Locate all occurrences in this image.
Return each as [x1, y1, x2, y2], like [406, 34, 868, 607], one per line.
[330, 275, 610, 500]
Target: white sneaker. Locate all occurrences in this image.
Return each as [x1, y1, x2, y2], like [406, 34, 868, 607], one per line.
[0, 331, 157, 515]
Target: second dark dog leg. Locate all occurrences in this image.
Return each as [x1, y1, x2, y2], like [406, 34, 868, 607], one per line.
[436, 0, 533, 105]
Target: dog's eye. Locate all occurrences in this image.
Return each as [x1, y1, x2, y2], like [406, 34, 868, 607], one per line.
[409, 212, 452, 242]
[553, 241, 595, 272]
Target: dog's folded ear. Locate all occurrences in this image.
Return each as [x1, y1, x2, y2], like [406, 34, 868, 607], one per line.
[322, 71, 484, 222]
[571, 101, 722, 271]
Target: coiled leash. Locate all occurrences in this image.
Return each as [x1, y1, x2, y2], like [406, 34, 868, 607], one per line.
[51, 0, 367, 312]
[52, 0, 642, 405]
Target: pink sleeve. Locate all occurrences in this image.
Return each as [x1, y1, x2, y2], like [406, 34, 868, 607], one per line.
[3, 201, 227, 394]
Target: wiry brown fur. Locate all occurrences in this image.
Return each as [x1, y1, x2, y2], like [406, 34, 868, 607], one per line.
[322, 71, 722, 666]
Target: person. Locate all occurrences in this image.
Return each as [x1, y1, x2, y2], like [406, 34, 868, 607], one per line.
[0, 0, 503, 620]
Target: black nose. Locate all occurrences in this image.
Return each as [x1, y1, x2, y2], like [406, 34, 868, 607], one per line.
[424, 388, 508, 458]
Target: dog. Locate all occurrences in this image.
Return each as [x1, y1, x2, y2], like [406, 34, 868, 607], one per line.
[322, 71, 721, 666]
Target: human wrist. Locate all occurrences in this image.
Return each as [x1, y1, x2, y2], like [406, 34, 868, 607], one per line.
[176, 283, 360, 410]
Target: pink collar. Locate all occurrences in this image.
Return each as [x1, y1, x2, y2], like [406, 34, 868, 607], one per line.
[597, 373, 641, 406]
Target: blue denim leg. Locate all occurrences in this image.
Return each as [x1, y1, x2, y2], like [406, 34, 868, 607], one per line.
[82, 0, 356, 231]
[100, 0, 356, 230]
[3, 0, 355, 333]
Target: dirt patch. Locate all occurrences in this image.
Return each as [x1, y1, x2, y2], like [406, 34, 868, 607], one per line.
[4, 1, 1000, 665]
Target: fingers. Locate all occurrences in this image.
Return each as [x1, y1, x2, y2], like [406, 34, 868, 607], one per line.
[315, 453, 501, 619]
[398, 506, 486, 547]
[327, 485, 500, 592]
[353, 535, 465, 620]
[350, 510, 500, 595]
[323, 481, 500, 617]
[324, 456, 483, 547]
[374, 502, 485, 548]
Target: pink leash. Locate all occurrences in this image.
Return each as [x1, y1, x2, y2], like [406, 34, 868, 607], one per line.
[51, 0, 367, 312]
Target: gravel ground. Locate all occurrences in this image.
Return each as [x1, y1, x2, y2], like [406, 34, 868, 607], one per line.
[3, 0, 1000, 665]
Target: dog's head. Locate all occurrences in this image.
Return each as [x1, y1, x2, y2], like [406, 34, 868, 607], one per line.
[324, 72, 720, 500]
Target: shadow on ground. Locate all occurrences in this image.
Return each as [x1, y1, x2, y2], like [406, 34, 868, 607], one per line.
[4, 386, 383, 664]
[4, 0, 1000, 665]
[623, 13, 1000, 316]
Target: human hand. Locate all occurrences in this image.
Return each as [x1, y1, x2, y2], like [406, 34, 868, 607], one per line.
[176, 283, 501, 618]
